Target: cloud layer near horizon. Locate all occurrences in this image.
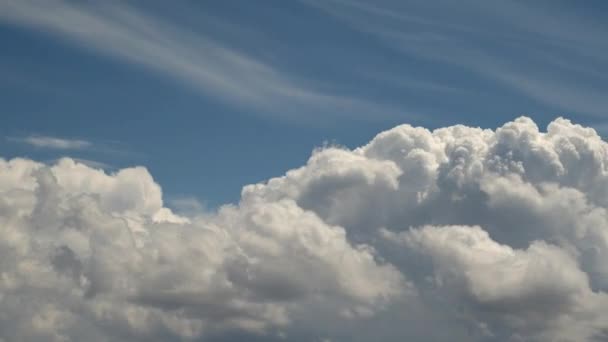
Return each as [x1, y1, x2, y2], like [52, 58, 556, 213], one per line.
[2, 117, 608, 341]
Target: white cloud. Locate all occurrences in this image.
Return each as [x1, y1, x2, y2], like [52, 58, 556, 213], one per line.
[0, 157, 405, 341]
[60, 158, 110, 170]
[3, 117, 608, 341]
[11, 135, 92, 150]
[166, 196, 206, 216]
[305, 0, 608, 117]
[384, 225, 608, 341]
[0, 0, 402, 121]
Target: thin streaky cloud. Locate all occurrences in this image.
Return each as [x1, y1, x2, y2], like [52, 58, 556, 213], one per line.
[0, 0, 408, 122]
[167, 196, 210, 217]
[68, 157, 111, 170]
[305, 0, 608, 118]
[10, 135, 92, 150]
[8, 134, 136, 158]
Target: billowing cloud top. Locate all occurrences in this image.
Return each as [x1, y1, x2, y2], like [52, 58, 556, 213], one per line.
[2, 117, 608, 341]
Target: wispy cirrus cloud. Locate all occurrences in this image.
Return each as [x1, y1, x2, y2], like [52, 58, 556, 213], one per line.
[9, 134, 92, 150]
[304, 0, 608, 118]
[0, 0, 408, 122]
[7, 134, 136, 160]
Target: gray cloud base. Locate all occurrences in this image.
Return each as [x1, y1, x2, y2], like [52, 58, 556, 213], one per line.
[1, 117, 608, 341]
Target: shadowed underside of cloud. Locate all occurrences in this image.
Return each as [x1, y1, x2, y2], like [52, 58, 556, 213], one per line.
[2, 117, 608, 341]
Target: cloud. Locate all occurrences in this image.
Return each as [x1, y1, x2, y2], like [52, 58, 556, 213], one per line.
[3, 117, 608, 340]
[383, 225, 608, 341]
[10, 135, 92, 150]
[0, 157, 405, 341]
[8, 134, 137, 160]
[0, 0, 403, 122]
[62, 158, 111, 170]
[304, 0, 608, 117]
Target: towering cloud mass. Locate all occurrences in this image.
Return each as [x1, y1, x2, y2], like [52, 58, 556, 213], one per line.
[1, 117, 608, 341]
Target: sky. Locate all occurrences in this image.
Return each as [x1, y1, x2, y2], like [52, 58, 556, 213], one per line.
[2, 1, 608, 342]
[2, 0, 608, 208]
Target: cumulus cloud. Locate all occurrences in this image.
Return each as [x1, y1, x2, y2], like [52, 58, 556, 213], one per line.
[2, 117, 608, 341]
[383, 225, 608, 341]
[0, 158, 404, 341]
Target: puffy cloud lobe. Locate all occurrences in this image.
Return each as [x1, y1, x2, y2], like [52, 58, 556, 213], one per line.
[238, 116, 608, 340]
[2, 117, 608, 341]
[384, 225, 608, 341]
[0, 157, 404, 341]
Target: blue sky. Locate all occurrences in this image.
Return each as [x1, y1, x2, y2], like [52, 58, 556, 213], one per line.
[1, 0, 608, 207]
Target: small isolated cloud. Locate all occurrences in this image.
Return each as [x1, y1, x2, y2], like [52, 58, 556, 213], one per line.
[2, 117, 608, 341]
[10, 134, 92, 150]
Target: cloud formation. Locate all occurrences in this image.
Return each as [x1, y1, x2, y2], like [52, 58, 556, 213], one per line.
[2, 117, 608, 341]
[0, 0, 401, 122]
[10, 135, 92, 150]
[305, 0, 608, 118]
